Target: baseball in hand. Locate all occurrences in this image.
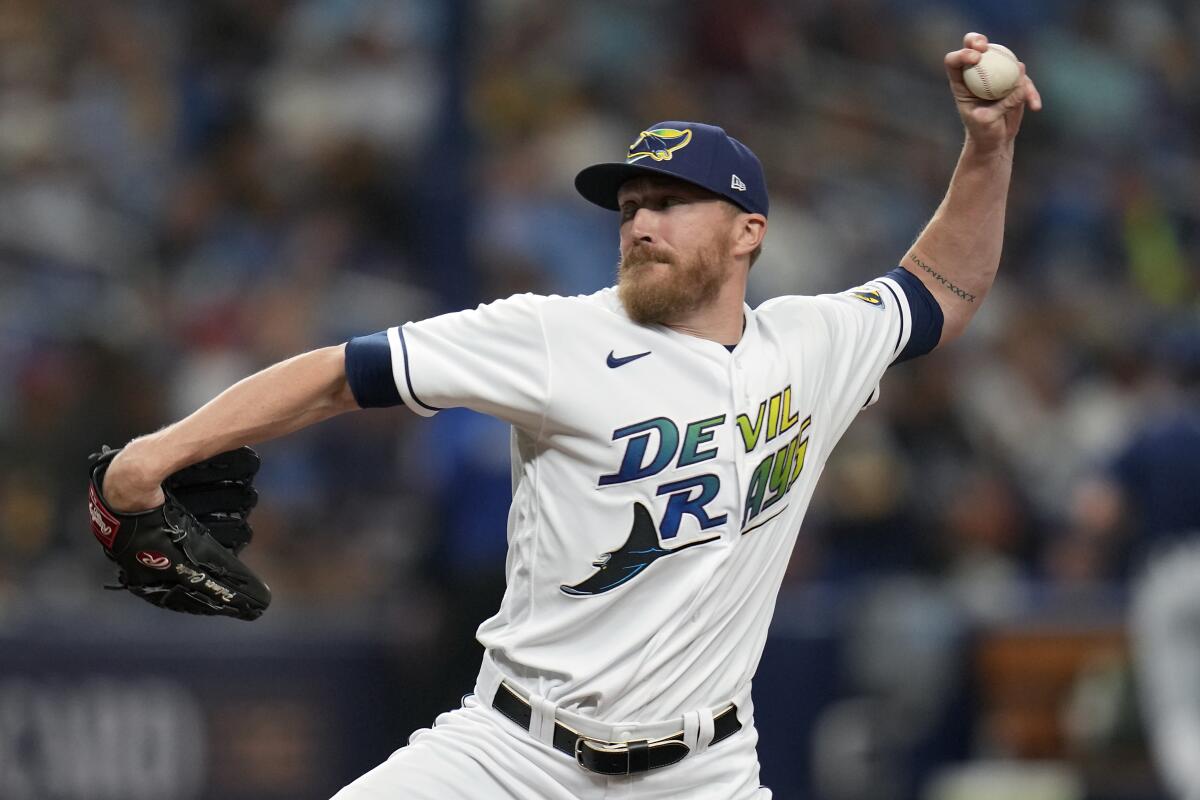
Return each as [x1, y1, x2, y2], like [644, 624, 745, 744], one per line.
[962, 44, 1021, 100]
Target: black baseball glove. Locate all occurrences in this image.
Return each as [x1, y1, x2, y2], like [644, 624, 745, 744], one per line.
[88, 446, 271, 621]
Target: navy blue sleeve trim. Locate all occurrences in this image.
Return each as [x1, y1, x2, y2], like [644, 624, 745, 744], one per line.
[886, 267, 944, 363]
[345, 332, 404, 408]
[398, 328, 442, 412]
[879, 280, 907, 362]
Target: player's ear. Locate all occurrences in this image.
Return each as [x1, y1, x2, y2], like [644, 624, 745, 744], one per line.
[731, 213, 766, 260]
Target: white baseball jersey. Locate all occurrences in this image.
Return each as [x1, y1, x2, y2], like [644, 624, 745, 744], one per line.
[345, 268, 941, 724]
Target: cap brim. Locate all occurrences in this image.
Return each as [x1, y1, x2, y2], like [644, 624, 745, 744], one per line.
[574, 162, 703, 211]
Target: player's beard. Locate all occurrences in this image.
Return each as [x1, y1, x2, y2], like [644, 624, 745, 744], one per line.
[617, 235, 731, 326]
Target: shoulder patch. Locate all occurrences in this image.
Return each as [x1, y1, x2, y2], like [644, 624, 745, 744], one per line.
[847, 287, 885, 308]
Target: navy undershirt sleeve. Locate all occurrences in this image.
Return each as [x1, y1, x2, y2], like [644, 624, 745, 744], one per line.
[344, 331, 404, 408]
[885, 267, 944, 363]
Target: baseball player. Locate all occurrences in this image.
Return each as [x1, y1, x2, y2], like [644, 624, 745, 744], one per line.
[94, 34, 1039, 799]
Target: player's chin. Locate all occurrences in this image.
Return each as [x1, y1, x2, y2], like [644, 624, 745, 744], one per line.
[621, 263, 676, 292]
[619, 267, 670, 297]
[622, 297, 672, 326]
[620, 280, 689, 325]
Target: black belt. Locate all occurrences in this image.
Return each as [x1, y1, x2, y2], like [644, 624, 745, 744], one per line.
[490, 681, 742, 775]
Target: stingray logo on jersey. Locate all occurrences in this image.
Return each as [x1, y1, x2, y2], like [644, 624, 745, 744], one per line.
[627, 128, 693, 162]
[567, 393, 815, 595]
[564, 414, 729, 596]
[561, 503, 718, 596]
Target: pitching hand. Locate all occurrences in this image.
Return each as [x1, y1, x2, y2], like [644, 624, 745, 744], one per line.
[102, 445, 167, 512]
[944, 32, 1042, 152]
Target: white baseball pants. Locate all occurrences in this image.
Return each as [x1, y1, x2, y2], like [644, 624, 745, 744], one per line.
[332, 686, 772, 799]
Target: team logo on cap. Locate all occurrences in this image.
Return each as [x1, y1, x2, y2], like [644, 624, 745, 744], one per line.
[627, 128, 693, 163]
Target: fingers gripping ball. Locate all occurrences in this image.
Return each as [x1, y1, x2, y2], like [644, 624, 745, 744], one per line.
[88, 446, 271, 621]
[962, 44, 1021, 100]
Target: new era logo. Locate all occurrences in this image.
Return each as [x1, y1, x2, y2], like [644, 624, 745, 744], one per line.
[731, 174, 746, 191]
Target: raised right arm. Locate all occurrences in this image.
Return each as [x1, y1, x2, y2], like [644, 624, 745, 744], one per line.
[103, 344, 360, 511]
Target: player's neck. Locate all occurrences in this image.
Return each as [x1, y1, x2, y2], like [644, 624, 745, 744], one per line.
[663, 277, 747, 347]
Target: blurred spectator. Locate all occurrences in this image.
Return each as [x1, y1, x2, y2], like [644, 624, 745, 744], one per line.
[1065, 321, 1200, 800]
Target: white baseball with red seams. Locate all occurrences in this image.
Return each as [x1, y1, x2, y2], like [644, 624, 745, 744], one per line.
[962, 43, 1021, 100]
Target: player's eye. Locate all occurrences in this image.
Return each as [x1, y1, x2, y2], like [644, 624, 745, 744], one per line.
[662, 196, 686, 208]
[620, 205, 639, 221]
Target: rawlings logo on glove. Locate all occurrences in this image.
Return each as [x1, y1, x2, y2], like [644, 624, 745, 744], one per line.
[88, 484, 120, 548]
[87, 446, 271, 621]
[135, 551, 171, 569]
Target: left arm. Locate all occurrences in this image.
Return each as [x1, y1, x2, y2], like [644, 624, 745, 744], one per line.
[904, 32, 1043, 344]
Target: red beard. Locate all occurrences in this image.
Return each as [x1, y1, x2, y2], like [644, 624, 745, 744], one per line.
[617, 238, 730, 325]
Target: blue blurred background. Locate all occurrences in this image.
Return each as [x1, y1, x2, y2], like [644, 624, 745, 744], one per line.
[1, 0, 1199, 798]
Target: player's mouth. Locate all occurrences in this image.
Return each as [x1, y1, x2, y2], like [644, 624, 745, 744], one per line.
[622, 247, 675, 271]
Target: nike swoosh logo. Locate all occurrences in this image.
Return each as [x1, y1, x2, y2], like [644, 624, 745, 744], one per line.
[606, 350, 652, 368]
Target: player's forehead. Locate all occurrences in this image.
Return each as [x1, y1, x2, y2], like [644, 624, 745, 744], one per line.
[616, 175, 722, 205]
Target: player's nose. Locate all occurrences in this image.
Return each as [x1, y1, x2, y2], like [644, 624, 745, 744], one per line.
[628, 207, 660, 243]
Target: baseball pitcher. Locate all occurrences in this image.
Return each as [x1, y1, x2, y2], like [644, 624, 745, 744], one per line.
[89, 34, 1040, 798]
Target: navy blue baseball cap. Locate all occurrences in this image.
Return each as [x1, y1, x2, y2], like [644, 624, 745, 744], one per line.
[575, 121, 769, 217]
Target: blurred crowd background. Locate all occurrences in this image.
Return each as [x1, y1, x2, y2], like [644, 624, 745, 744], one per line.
[1, 0, 1198, 798]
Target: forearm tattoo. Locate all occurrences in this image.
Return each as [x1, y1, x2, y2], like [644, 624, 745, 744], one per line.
[909, 254, 976, 303]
